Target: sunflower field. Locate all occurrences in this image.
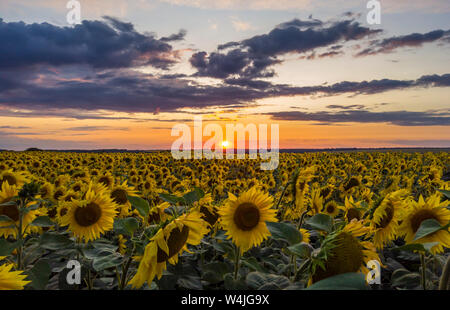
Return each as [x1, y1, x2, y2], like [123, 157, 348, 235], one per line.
[0, 150, 449, 290]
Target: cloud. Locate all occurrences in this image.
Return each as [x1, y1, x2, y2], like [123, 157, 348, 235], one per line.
[157, 0, 450, 13]
[0, 68, 448, 116]
[357, 29, 450, 56]
[0, 17, 181, 70]
[160, 29, 187, 42]
[65, 126, 129, 131]
[268, 109, 450, 126]
[190, 18, 381, 79]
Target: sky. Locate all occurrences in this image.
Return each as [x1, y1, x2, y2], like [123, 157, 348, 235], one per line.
[0, 0, 449, 150]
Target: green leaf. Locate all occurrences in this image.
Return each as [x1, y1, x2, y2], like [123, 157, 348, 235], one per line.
[306, 272, 368, 290]
[0, 214, 14, 222]
[39, 232, 74, 250]
[437, 189, 450, 200]
[224, 273, 247, 290]
[30, 216, 55, 227]
[414, 219, 450, 241]
[159, 193, 183, 205]
[92, 253, 123, 271]
[27, 260, 52, 290]
[183, 187, 205, 205]
[127, 195, 150, 217]
[246, 272, 290, 290]
[267, 221, 303, 245]
[241, 257, 267, 273]
[286, 242, 313, 258]
[202, 262, 232, 284]
[394, 242, 439, 253]
[21, 202, 41, 215]
[306, 214, 333, 232]
[113, 217, 139, 236]
[0, 239, 20, 256]
[391, 269, 421, 289]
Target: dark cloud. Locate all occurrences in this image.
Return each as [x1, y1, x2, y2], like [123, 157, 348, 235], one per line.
[160, 29, 187, 42]
[357, 29, 450, 56]
[326, 104, 365, 110]
[0, 17, 180, 70]
[268, 109, 450, 126]
[191, 18, 381, 79]
[276, 18, 323, 29]
[0, 68, 448, 116]
[318, 51, 343, 58]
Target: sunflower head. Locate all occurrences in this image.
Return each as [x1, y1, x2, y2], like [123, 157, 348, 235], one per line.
[219, 187, 277, 254]
[323, 201, 340, 217]
[128, 211, 209, 288]
[311, 221, 379, 284]
[399, 194, 450, 254]
[60, 184, 118, 243]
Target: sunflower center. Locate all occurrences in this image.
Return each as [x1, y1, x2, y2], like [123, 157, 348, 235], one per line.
[346, 208, 361, 222]
[200, 206, 219, 226]
[74, 202, 102, 227]
[148, 211, 161, 224]
[233, 202, 260, 231]
[312, 232, 364, 283]
[144, 182, 151, 190]
[344, 177, 360, 191]
[376, 205, 394, 229]
[98, 177, 110, 187]
[410, 209, 437, 233]
[47, 208, 57, 219]
[54, 190, 63, 200]
[1, 174, 17, 186]
[64, 194, 76, 202]
[111, 189, 128, 205]
[60, 207, 68, 217]
[326, 204, 335, 214]
[157, 225, 190, 263]
[0, 203, 20, 222]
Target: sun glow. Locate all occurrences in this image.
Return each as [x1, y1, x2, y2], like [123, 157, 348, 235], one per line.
[221, 140, 230, 148]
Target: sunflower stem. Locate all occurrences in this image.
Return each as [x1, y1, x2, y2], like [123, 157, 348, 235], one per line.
[439, 254, 450, 290]
[234, 246, 241, 280]
[420, 253, 427, 290]
[17, 198, 24, 270]
[297, 207, 310, 230]
[276, 183, 289, 212]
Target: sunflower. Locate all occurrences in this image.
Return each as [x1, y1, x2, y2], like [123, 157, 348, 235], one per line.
[310, 188, 323, 215]
[0, 169, 28, 188]
[323, 201, 340, 217]
[129, 211, 209, 288]
[96, 173, 115, 189]
[146, 202, 170, 225]
[0, 258, 30, 290]
[60, 184, 118, 243]
[0, 182, 40, 238]
[311, 221, 380, 284]
[300, 228, 311, 244]
[341, 196, 363, 223]
[110, 181, 137, 218]
[118, 234, 127, 255]
[370, 189, 408, 249]
[398, 194, 450, 254]
[38, 182, 54, 200]
[219, 187, 277, 254]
